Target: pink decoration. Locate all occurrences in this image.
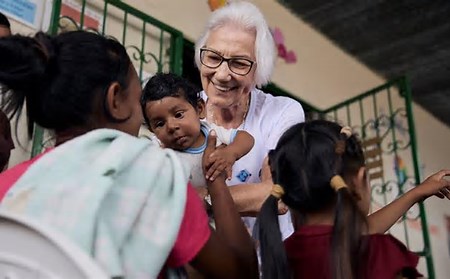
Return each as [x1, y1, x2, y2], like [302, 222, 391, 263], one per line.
[272, 27, 297, 64]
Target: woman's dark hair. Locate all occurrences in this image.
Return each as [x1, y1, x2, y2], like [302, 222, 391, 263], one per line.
[257, 120, 367, 279]
[0, 12, 11, 28]
[0, 31, 131, 136]
[140, 72, 200, 127]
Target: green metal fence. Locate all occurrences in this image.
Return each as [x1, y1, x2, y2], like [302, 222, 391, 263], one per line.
[265, 77, 435, 278]
[31, 0, 184, 156]
[312, 77, 434, 278]
[30, 1, 434, 277]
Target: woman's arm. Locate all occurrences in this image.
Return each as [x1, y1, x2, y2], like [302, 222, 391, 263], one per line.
[228, 181, 272, 216]
[196, 181, 275, 217]
[228, 156, 288, 217]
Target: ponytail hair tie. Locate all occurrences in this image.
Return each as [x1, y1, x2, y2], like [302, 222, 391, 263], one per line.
[330, 175, 348, 192]
[340, 126, 352, 139]
[271, 184, 285, 199]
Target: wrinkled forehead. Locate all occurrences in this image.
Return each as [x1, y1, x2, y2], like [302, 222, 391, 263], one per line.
[205, 24, 256, 58]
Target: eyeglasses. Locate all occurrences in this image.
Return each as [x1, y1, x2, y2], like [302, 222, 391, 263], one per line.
[200, 48, 255, 76]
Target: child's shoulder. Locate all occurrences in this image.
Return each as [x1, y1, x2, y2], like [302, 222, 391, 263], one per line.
[365, 234, 421, 278]
[367, 233, 410, 251]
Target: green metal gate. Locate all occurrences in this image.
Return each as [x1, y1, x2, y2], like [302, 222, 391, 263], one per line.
[314, 77, 434, 278]
[31, 0, 184, 156]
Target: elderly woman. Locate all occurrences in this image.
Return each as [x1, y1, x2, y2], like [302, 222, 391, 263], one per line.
[195, 1, 305, 239]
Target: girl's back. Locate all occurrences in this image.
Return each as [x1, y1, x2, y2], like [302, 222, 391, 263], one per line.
[257, 120, 430, 279]
[285, 225, 421, 279]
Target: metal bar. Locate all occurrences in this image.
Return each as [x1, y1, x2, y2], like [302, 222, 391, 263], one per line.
[371, 90, 388, 225]
[122, 12, 128, 44]
[48, 0, 62, 35]
[79, 0, 87, 29]
[159, 30, 164, 72]
[30, 126, 45, 157]
[402, 77, 435, 278]
[139, 21, 146, 80]
[346, 104, 351, 126]
[359, 99, 365, 138]
[387, 87, 399, 159]
[101, 1, 108, 35]
[169, 34, 184, 75]
[105, 0, 182, 36]
[372, 94, 379, 130]
[387, 86, 410, 247]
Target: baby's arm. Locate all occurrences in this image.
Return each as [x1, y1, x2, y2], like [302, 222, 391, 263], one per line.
[205, 130, 254, 181]
[367, 169, 450, 234]
[226, 130, 254, 160]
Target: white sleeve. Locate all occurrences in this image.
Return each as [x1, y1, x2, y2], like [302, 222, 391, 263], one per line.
[265, 100, 305, 150]
[209, 123, 238, 146]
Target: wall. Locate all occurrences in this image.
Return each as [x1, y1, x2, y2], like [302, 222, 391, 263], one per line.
[414, 104, 450, 279]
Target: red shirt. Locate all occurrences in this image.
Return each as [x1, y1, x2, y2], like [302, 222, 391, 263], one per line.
[284, 225, 422, 279]
[0, 151, 210, 273]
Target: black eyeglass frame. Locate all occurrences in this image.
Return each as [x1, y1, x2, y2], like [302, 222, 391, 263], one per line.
[199, 48, 256, 76]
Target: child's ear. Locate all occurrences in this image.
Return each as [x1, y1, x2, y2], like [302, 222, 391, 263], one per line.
[197, 99, 206, 119]
[350, 167, 367, 201]
[105, 81, 130, 121]
[356, 167, 367, 188]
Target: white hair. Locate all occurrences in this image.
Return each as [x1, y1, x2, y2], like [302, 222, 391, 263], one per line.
[195, 1, 276, 87]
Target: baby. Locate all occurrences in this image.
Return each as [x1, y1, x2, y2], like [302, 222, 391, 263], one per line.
[141, 73, 254, 189]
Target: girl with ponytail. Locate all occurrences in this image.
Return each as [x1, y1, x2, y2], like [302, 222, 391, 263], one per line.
[258, 120, 450, 279]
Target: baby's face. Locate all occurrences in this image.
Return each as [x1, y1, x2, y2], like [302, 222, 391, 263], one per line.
[145, 96, 203, 150]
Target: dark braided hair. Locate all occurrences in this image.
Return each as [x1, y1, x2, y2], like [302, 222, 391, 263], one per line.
[0, 12, 10, 28]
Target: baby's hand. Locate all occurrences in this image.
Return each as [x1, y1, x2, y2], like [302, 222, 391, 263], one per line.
[205, 147, 238, 181]
[415, 169, 450, 201]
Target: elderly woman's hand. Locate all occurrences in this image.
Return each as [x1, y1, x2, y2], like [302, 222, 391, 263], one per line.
[260, 156, 272, 183]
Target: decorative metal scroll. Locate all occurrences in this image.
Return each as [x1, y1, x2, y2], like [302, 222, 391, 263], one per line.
[320, 78, 434, 278]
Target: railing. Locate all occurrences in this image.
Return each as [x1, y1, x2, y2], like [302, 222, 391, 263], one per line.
[309, 76, 434, 278]
[31, 0, 184, 156]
